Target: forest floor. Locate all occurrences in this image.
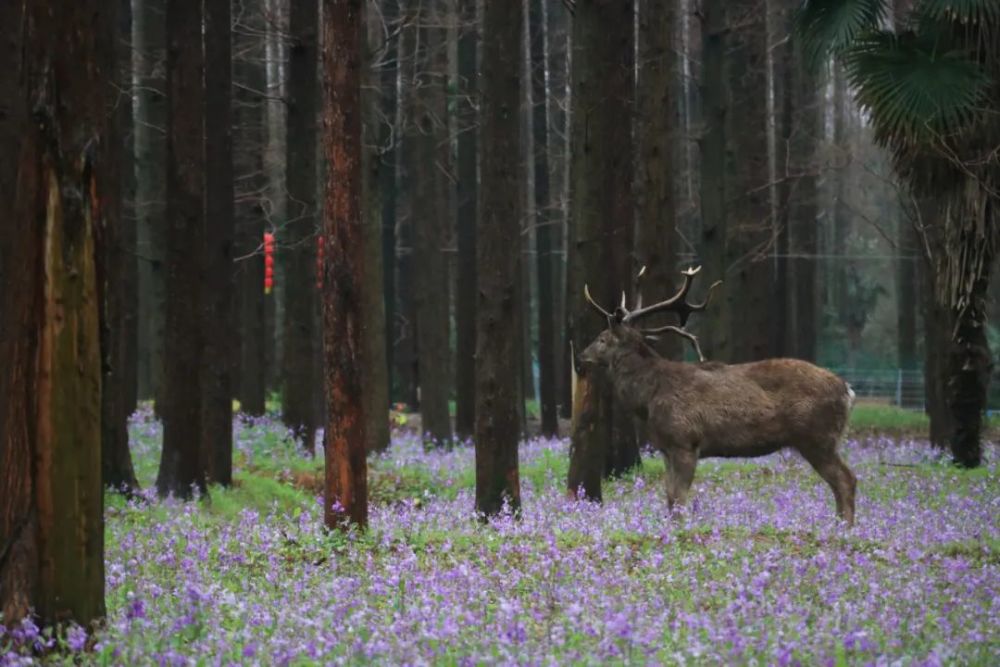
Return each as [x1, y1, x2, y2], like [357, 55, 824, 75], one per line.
[4, 407, 998, 665]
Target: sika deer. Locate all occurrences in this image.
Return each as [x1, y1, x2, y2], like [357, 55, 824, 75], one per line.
[578, 267, 858, 525]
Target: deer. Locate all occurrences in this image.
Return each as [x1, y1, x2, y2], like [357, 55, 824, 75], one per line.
[577, 266, 858, 526]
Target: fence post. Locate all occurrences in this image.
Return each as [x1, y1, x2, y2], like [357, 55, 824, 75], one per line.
[895, 368, 903, 407]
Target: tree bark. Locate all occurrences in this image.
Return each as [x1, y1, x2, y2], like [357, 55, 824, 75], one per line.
[531, 0, 559, 437]
[897, 220, 918, 373]
[1, 0, 108, 626]
[380, 0, 400, 413]
[158, 0, 208, 499]
[235, 0, 269, 417]
[102, 0, 140, 495]
[636, 0, 680, 361]
[566, 0, 637, 496]
[476, 0, 523, 518]
[698, 0, 728, 360]
[283, 0, 321, 453]
[361, 4, 391, 454]
[321, 0, 368, 530]
[941, 183, 995, 468]
[725, 0, 771, 364]
[134, 0, 167, 407]
[394, 6, 419, 409]
[204, 0, 235, 485]
[410, 5, 453, 445]
[832, 64, 851, 356]
[121, 0, 139, 418]
[455, 0, 479, 441]
[919, 198, 954, 447]
[786, 28, 819, 362]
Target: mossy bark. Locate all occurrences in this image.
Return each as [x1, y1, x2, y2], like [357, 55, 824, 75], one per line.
[1, 0, 109, 626]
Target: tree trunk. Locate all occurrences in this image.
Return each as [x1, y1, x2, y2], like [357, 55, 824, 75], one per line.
[531, 0, 559, 437]
[556, 7, 574, 420]
[102, 0, 140, 495]
[454, 0, 479, 441]
[724, 0, 771, 364]
[476, 0, 523, 518]
[786, 29, 819, 362]
[410, 6, 453, 445]
[919, 197, 953, 447]
[698, 0, 728, 360]
[283, 0, 321, 454]
[566, 0, 637, 496]
[0, 0, 108, 626]
[134, 0, 167, 407]
[832, 64, 851, 354]
[158, 0, 208, 499]
[361, 5, 391, 454]
[636, 0, 680, 361]
[235, 0, 269, 417]
[321, 0, 368, 530]
[394, 6, 419, 409]
[897, 214, 918, 377]
[204, 0, 235, 486]
[941, 183, 995, 468]
[547, 3, 570, 421]
[121, 0, 139, 418]
[380, 0, 400, 415]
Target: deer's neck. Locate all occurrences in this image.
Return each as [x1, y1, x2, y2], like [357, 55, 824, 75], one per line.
[606, 345, 665, 412]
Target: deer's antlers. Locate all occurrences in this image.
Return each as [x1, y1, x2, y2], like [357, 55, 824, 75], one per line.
[583, 266, 722, 361]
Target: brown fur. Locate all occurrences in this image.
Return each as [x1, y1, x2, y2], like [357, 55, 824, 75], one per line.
[580, 326, 857, 525]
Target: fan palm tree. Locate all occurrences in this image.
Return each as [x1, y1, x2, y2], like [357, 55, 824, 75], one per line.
[799, 0, 999, 467]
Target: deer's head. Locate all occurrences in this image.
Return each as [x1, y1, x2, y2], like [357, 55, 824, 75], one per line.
[579, 266, 721, 371]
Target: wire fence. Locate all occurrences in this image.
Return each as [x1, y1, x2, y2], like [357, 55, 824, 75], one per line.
[830, 369, 926, 409]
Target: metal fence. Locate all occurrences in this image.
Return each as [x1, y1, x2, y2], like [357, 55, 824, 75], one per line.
[830, 369, 926, 409]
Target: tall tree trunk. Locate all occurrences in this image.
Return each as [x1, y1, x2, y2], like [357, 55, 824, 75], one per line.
[134, 0, 167, 407]
[380, 0, 400, 414]
[724, 0, 771, 363]
[454, 0, 479, 441]
[102, 0, 140, 494]
[283, 0, 321, 453]
[786, 29, 819, 362]
[832, 63, 851, 356]
[556, 7, 574, 420]
[235, 0, 269, 417]
[410, 5, 453, 445]
[698, 0, 728, 360]
[896, 218, 918, 375]
[566, 0, 637, 498]
[121, 0, 139, 418]
[476, 0, 523, 518]
[941, 183, 995, 468]
[204, 0, 235, 485]
[0, 0, 108, 626]
[394, 7, 419, 409]
[919, 198, 953, 447]
[531, 0, 559, 437]
[158, 0, 208, 499]
[321, 0, 368, 530]
[361, 4, 391, 454]
[636, 0, 680, 361]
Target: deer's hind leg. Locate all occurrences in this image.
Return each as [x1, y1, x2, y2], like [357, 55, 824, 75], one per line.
[663, 446, 698, 513]
[800, 445, 856, 526]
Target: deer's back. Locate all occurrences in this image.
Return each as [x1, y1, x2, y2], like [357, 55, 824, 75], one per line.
[650, 358, 851, 456]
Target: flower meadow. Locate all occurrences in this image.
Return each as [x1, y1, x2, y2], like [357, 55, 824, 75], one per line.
[3, 408, 999, 666]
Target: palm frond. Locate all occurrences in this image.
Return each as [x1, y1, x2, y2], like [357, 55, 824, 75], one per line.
[920, 0, 1000, 24]
[796, 0, 890, 65]
[843, 30, 989, 148]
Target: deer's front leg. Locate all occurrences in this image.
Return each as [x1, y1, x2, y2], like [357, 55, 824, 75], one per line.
[664, 446, 698, 511]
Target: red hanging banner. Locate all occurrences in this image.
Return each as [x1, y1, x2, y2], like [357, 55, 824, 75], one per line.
[263, 231, 275, 295]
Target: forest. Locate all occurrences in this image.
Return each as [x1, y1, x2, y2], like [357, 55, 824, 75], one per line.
[0, 0, 997, 664]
